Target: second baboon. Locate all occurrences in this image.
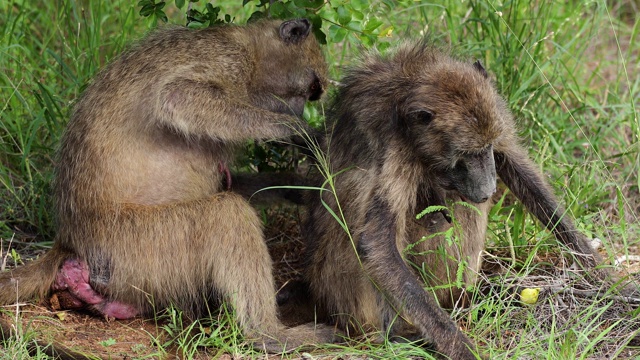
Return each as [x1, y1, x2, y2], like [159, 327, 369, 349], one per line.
[0, 19, 332, 352]
[304, 43, 623, 359]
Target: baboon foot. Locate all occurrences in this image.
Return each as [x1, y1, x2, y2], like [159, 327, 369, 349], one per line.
[52, 258, 139, 319]
[250, 323, 339, 353]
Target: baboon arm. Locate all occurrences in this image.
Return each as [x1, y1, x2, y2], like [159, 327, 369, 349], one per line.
[494, 148, 602, 268]
[357, 195, 478, 360]
[159, 79, 307, 142]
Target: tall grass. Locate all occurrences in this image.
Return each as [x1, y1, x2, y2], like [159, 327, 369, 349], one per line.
[0, 0, 140, 241]
[1, 0, 638, 358]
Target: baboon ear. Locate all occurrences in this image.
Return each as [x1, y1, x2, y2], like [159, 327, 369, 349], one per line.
[473, 60, 488, 79]
[279, 19, 312, 44]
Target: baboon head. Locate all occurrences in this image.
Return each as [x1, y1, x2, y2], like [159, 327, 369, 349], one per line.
[251, 18, 328, 116]
[397, 50, 510, 204]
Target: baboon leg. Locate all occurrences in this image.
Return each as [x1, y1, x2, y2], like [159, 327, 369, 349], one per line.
[146, 193, 333, 352]
[110, 192, 333, 351]
[357, 195, 478, 360]
[196, 193, 333, 352]
[51, 193, 333, 352]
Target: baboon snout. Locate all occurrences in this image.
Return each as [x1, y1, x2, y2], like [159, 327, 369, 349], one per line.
[457, 178, 496, 203]
[452, 146, 497, 203]
[470, 182, 497, 203]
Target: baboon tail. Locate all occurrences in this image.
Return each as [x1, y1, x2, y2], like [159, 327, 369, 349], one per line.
[0, 247, 68, 305]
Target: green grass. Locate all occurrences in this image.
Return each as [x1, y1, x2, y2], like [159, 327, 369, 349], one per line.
[1, 0, 140, 241]
[1, 0, 639, 358]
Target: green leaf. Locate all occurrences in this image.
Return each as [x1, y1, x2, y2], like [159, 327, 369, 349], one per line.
[308, 14, 325, 44]
[155, 8, 168, 23]
[139, 4, 155, 17]
[380, 0, 395, 10]
[284, 1, 305, 18]
[455, 260, 467, 287]
[312, 27, 327, 45]
[205, 3, 217, 14]
[350, 0, 366, 11]
[328, 25, 347, 43]
[351, 9, 364, 21]
[247, 10, 266, 23]
[336, 6, 351, 26]
[377, 42, 391, 52]
[175, 0, 185, 9]
[270, 1, 286, 18]
[294, 0, 324, 8]
[100, 338, 117, 347]
[364, 18, 383, 33]
[308, 13, 322, 29]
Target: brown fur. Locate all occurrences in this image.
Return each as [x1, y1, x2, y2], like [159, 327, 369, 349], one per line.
[304, 42, 618, 359]
[0, 19, 333, 352]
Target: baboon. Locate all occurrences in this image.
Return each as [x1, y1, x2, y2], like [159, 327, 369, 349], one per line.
[0, 18, 333, 353]
[303, 43, 623, 359]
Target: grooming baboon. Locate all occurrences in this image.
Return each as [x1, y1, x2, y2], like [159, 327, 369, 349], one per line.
[304, 43, 620, 359]
[0, 18, 332, 353]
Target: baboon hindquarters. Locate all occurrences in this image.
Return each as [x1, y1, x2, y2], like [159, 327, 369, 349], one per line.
[70, 193, 327, 351]
[99, 194, 271, 317]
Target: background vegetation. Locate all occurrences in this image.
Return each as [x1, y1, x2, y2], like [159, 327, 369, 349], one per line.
[1, 0, 638, 358]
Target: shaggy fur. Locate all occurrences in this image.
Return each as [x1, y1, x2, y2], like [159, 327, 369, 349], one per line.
[304, 42, 607, 359]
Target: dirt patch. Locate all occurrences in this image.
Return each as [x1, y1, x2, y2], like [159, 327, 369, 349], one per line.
[1, 305, 167, 358]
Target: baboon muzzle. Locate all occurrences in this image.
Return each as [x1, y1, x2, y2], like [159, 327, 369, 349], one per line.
[452, 145, 497, 203]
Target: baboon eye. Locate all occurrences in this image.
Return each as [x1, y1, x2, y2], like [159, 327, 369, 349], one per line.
[308, 77, 323, 101]
[414, 110, 434, 124]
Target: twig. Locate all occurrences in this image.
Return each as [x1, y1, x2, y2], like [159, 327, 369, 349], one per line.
[545, 285, 640, 304]
[1, 233, 16, 271]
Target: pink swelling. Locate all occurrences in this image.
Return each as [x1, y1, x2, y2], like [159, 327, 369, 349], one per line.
[52, 258, 139, 319]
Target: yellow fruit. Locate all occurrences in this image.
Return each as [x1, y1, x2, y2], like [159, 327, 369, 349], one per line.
[520, 287, 541, 305]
